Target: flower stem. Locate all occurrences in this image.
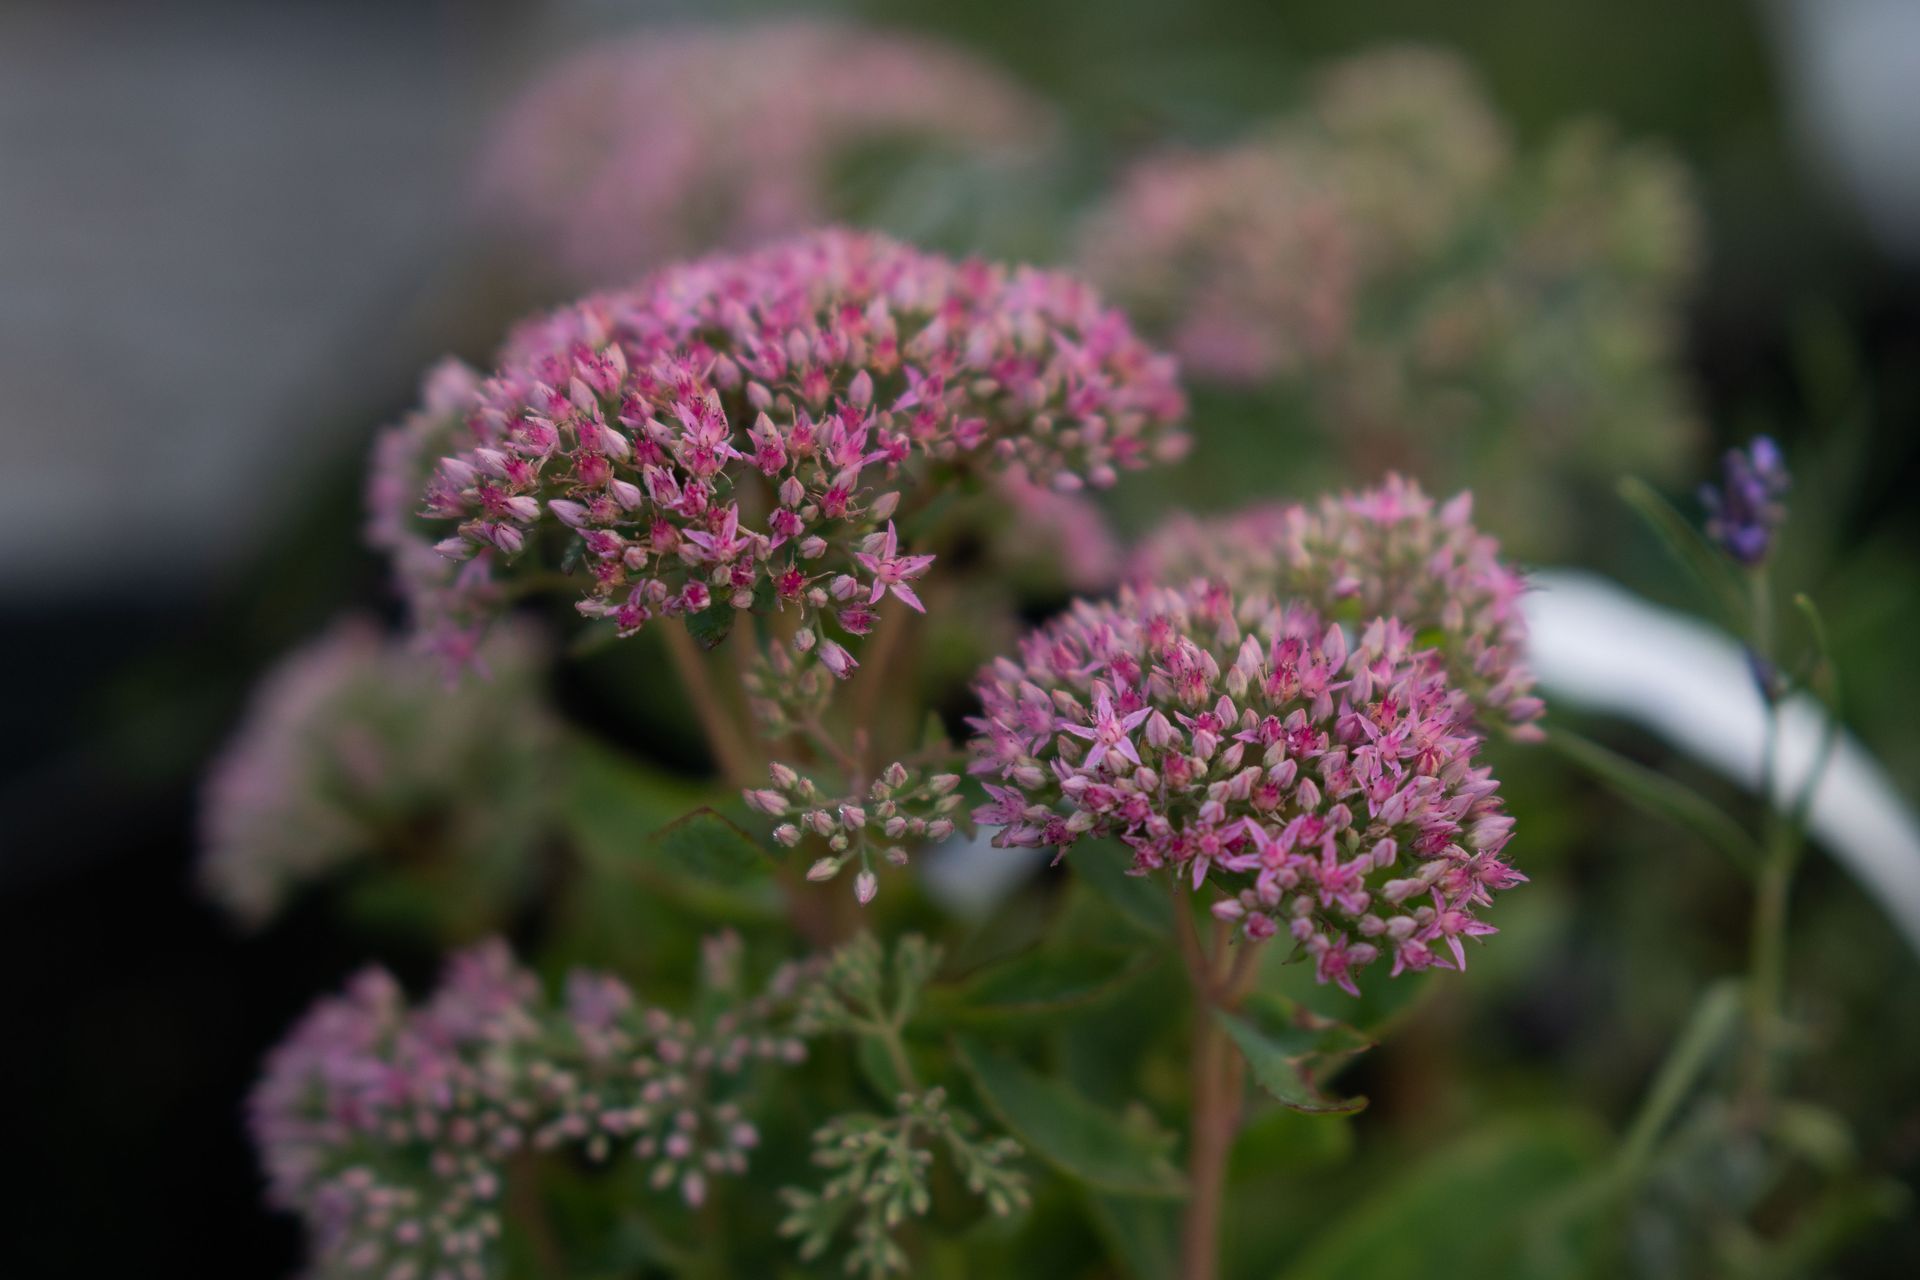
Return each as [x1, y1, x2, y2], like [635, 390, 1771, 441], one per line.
[1174, 884, 1262, 1280]
[870, 1016, 921, 1096]
[1740, 566, 1802, 1114]
[661, 623, 758, 787]
[1182, 1002, 1242, 1280]
[504, 1153, 566, 1278]
[1743, 743, 1803, 1114]
[850, 603, 914, 770]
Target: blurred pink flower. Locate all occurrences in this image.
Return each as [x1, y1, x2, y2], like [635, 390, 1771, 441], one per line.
[252, 936, 807, 1275]
[476, 19, 1057, 285]
[197, 617, 556, 927]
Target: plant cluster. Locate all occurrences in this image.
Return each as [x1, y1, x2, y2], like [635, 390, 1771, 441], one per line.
[203, 21, 1900, 1280]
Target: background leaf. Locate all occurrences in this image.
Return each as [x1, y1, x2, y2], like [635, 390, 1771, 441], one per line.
[1070, 839, 1173, 937]
[1278, 1113, 1609, 1280]
[955, 1037, 1187, 1198]
[925, 946, 1157, 1027]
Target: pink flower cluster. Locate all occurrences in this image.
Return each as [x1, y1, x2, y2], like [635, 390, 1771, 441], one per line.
[366, 360, 500, 671]
[1131, 476, 1543, 736]
[252, 937, 805, 1278]
[198, 618, 556, 927]
[476, 19, 1056, 285]
[966, 580, 1521, 994]
[994, 473, 1125, 592]
[1077, 138, 1360, 385]
[1077, 48, 1699, 503]
[1077, 48, 1505, 386]
[383, 229, 1185, 671]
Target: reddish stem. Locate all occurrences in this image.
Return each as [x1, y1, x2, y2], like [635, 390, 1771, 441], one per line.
[1176, 889, 1263, 1280]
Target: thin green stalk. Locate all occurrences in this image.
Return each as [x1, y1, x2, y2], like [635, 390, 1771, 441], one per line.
[1741, 566, 1802, 1113]
[1613, 981, 1743, 1188]
[1546, 726, 1760, 875]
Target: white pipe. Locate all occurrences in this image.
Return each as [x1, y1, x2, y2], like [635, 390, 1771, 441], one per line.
[1525, 569, 1920, 955]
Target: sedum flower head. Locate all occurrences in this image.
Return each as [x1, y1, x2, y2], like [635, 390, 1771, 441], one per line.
[966, 580, 1521, 994]
[198, 618, 556, 928]
[1701, 435, 1789, 567]
[383, 228, 1185, 671]
[476, 20, 1056, 285]
[1078, 47, 1700, 521]
[1077, 48, 1506, 387]
[1077, 135, 1361, 385]
[251, 936, 806, 1279]
[1132, 476, 1543, 736]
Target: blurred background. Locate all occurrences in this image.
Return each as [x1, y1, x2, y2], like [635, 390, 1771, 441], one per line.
[3, 0, 1916, 1273]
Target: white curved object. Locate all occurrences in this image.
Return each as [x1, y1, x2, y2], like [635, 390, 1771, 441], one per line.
[1525, 569, 1920, 954]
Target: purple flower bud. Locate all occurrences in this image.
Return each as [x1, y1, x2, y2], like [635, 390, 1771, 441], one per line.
[1701, 436, 1790, 568]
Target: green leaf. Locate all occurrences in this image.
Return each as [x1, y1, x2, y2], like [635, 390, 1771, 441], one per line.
[1546, 726, 1759, 875]
[924, 947, 1156, 1027]
[1770, 1102, 1857, 1176]
[1263, 956, 1434, 1040]
[1765, 1177, 1911, 1276]
[1082, 1191, 1180, 1280]
[684, 602, 735, 651]
[558, 735, 712, 871]
[1070, 839, 1172, 937]
[1230, 1105, 1355, 1179]
[1215, 1000, 1369, 1115]
[1614, 979, 1742, 1186]
[954, 1037, 1187, 1198]
[919, 709, 953, 752]
[856, 1034, 912, 1103]
[556, 737, 782, 921]
[648, 807, 775, 888]
[1618, 476, 1746, 631]
[1279, 1114, 1609, 1280]
[1791, 593, 1841, 712]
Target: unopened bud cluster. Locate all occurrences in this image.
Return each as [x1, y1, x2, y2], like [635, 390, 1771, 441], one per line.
[746, 762, 964, 904]
[251, 936, 805, 1278]
[967, 580, 1522, 995]
[780, 1088, 1029, 1277]
[739, 634, 837, 739]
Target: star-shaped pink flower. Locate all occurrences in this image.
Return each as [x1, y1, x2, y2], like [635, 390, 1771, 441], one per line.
[854, 521, 936, 612]
[1059, 691, 1151, 770]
